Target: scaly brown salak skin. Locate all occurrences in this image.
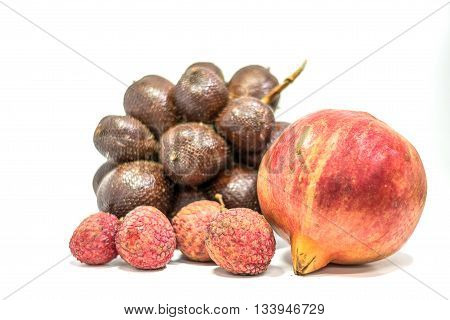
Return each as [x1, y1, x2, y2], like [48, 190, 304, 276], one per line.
[236, 121, 290, 168]
[188, 62, 224, 81]
[160, 123, 228, 186]
[268, 121, 291, 145]
[228, 65, 280, 109]
[93, 115, 158, 163]
[124, 75, 178, 138]
[173, 66, 228, 123]
[258, 109, 427, 275]
[92, 161, 117, 194]
[215, 97, 275, 152]
[170, 185, 207, 218]
[96, 161, 174, 218]
[204, 165, 260, 212]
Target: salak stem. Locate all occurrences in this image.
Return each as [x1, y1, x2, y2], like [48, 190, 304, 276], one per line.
[261, 59, 307, 105]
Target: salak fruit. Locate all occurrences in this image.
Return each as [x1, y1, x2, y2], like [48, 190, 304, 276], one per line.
[204, 165, 260, 212]
[170, 186, 207, 219]
[96, 161, 174, 218]
[227, 65, 280, 109]
[258, 109, 427, 275]
[123, 75, 178, 138]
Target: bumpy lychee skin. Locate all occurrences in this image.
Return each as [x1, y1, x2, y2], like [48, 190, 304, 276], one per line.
[116, 206, 176, 270]
[206, 208, 275, 275]
[172, 200, 221, 262]
[69, 212, 119, 265]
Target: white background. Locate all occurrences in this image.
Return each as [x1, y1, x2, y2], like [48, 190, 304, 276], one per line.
[0, 0, 449, 318]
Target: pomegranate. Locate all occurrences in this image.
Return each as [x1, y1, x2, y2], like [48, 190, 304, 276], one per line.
[258, 109, 426, 275]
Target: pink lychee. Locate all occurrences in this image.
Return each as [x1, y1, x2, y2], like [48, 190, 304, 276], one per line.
[69, 212, 119, 265]
[172, 200, 222, 262]
[206, 208, 276, 275]
[116, 206, 176, 269]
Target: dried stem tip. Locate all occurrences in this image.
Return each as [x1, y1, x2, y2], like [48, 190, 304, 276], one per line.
[214, 193, 226, 211]
[261, 60, 307, 105]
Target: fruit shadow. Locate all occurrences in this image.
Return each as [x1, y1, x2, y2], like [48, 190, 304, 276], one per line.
[69, 259, 122, 269]
[70, 258, 166, 273]
[212, 265, 285, 278]
[275, 238, 289, 249]
[170, 254, 216, 267]
[281, 250, 413, 277]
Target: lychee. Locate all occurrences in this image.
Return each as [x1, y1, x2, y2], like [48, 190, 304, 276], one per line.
[69, 212, 119, 265]
[116, 206, 176, 269]
[172, 200, 222, 262]
[206, 208, 276, 275]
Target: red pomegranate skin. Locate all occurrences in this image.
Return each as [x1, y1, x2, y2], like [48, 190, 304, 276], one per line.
[116, 206, 176, 270]
[69, 212, 119, 265]
[258, 109, 427, 274]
